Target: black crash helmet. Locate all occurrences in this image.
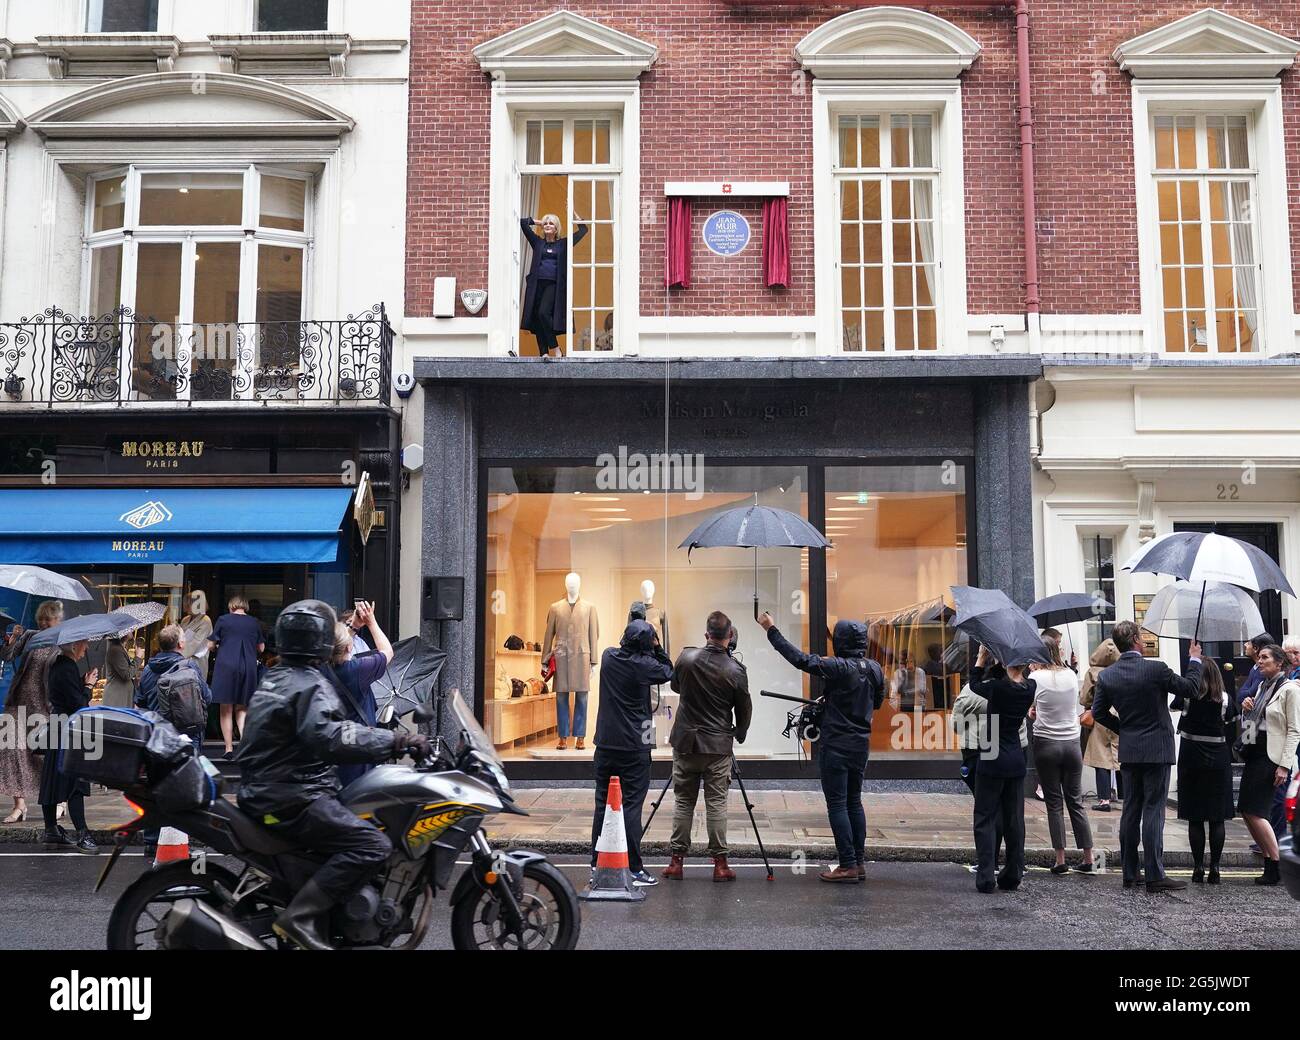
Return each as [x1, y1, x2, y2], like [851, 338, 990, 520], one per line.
[275, 599, 338, 660]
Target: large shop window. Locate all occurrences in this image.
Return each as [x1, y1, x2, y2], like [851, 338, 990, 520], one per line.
[825, 465, 968, 755]
[87, 0, 159, 32]
[835, 113, 940, 352]
[485, 465, 809, 760]
[517, 114, 620, 356]
[84, 166, 313, 402]
[1152, 114, 1262, 353]
[482, 462, 970, 762]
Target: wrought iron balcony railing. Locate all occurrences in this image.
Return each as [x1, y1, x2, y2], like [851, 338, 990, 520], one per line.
[0, 304, 393, 407]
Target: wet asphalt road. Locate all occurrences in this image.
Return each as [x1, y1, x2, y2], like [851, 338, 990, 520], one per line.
[0, 846, 1296, 950]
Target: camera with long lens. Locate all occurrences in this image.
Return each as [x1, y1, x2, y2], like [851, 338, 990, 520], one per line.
[760, 689, 824, 743]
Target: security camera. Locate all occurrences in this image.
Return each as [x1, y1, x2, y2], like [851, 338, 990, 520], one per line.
[394, 372, 416, 399]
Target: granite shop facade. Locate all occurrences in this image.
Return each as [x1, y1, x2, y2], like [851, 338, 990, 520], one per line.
[416, 356, 1041, 779]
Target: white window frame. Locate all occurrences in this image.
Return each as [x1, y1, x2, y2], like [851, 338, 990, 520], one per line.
[81, 163, 315, 401]
[813, 82, 968, 355]
[84, 0, 167, 33]
[245, 0, 339, 33]
[1130, 81, 1294, 357]
[486, 82, 641, 357]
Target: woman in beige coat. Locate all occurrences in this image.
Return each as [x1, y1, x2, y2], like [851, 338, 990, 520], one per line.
[100, 636, 137, 708]
[1079, 638, 1121, 812]
[0, 600, 64, 823]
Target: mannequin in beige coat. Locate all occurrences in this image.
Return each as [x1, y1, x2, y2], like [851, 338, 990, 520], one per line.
[100, 637, 137, 708]
[542, 573, 599, 750]
[1079, 638, 1121, 810]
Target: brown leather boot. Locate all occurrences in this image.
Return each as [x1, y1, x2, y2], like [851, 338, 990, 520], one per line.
[662, 854, 685, 880]
[712, 855, 736, 882]
[856, 862, 866, 880]
[819, 865, 862, 883]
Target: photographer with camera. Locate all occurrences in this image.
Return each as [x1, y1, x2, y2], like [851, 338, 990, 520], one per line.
[663, 611, 752, 882]
[758, 611, 884, 883]
[590, 620, 674, 888]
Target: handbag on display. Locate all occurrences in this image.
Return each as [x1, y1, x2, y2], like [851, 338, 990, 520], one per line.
[510, 678, 527, 699]
[542, 654, 556, 681]
[503, 634, 525, 651]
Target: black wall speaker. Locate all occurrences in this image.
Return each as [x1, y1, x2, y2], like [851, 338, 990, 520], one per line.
[423, 576, 464, 621]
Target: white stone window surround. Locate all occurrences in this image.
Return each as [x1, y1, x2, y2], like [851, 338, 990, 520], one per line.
[1129, 80, 1294, 357]
[485, 81, 641, 357]
[244, 0, 341, 34]
[812, 80, 969, 355]
[80, 162, 318, 400]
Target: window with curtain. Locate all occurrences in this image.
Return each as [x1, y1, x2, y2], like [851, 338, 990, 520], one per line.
[835, 113, 939, 352]
[1153, 113, 1261, 353]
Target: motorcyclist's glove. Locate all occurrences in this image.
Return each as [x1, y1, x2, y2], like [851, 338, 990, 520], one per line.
[393, 731, 432, 759]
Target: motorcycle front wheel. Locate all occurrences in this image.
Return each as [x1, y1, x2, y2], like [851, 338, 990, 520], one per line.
[450, 861, 581, 950]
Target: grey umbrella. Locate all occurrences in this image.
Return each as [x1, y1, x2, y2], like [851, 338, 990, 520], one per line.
[1140, 580, 1264, 644]
[116, 601, 168, 627]
[950, 586, 1051, 668]
[24, 610, 149, 650]
[0, 565, 92, 601]
[1029, 592, 1114, 628]
[678, 503, 831, 619]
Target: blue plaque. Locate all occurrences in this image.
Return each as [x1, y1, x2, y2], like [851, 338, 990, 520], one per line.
[702, 209, 751, 257]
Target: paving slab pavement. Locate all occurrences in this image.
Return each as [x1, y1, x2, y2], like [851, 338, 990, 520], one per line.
[2, 785, 1271, 869]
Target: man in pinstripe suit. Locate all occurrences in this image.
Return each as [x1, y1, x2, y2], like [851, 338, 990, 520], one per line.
[1088, 620, 1202, 893]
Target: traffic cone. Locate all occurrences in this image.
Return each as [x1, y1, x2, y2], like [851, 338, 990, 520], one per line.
[153, 826, 189, 866]
[580, 776, 645, 902]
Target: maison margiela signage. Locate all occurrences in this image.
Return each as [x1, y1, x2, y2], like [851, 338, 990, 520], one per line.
[119, 440, 205, 469]
[640, 399, 811, 423]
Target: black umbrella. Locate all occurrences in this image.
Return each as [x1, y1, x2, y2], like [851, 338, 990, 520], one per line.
[1029, 592, 1113, 628]
[0, 609, 15, 629]
[950, 586, 1050, 668]
[371, 636, 447, 720]
[25, 610, 148, 650]
[679, 503, 830, 619]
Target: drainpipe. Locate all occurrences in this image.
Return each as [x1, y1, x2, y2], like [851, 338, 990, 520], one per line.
[723, 0, 1043, 337]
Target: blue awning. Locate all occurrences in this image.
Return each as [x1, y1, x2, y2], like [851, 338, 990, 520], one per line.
[0, 488, 354, 564]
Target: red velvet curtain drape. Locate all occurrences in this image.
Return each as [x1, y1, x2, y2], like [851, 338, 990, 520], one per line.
[665, 196, 692, 289]
[762, 196, 789, 288]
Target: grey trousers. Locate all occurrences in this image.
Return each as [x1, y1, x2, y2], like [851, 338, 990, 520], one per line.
[1033, 736, 1093, 852]
[670, 752, 732, 857]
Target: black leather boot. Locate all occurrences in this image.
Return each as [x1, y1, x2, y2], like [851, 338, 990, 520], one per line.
[272, 879, 336, 950]
[1255, 858, 1281, 887]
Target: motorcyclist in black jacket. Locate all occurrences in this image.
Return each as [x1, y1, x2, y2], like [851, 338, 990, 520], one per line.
[236, 600, 427, 950]
[758, 612, 883, 883]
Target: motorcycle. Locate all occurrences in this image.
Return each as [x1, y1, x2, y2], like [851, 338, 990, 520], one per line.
[95, 690, 581, 951]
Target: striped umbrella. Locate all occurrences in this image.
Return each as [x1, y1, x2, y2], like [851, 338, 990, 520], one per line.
[116, 601, 168, 627]
[1123, 531, 1293, 641]
[1123, 531, 1293, 596]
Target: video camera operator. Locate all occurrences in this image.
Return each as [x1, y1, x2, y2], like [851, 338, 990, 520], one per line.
[758, 611, 883, 883]
[590, 619, 674, 887]
[236, 600, 429, 950]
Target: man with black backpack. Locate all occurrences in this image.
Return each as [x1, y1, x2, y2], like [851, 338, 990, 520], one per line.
[137, 624, 212, 752]
[758, 612, 884, 883]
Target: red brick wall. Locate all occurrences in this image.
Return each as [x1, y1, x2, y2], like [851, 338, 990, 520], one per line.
[407, 2, 1300, 322]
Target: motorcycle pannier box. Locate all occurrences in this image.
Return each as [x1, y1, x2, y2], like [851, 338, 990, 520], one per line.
[62, 707, 154, 788]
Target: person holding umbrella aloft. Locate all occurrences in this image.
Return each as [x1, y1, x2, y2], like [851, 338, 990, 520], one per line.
[1089, 621, 1202, 892]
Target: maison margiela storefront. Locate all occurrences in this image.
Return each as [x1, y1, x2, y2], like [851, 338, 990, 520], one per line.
[415, 355, 1041, 779]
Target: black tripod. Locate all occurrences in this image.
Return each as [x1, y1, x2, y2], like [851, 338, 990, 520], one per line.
[642, 757, 774, 881]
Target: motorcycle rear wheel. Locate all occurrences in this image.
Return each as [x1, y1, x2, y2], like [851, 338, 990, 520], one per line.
[450, 861, 581, 951]
[106, 861, 245, 950]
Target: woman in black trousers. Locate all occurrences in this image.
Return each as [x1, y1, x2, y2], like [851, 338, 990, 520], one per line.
[520, 214, 588, 358]
[39, 640, 97, 853]
[969, 645, 1036, 893]
[1171, 657, 1236, 884]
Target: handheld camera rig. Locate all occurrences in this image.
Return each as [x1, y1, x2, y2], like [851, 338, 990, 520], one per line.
[760, 689, 825, 743]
